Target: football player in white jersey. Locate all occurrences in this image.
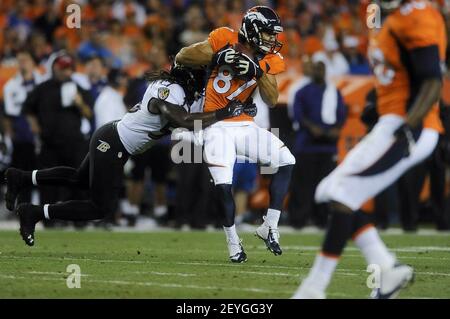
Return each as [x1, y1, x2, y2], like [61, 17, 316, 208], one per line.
[4, 65, 246, 246]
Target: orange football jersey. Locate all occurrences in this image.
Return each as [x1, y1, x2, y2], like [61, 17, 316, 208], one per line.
[368, 0, 446, 131]
[205, 27, 286, 122]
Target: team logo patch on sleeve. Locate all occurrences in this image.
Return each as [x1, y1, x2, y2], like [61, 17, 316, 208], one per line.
[158, 87, 170, 100]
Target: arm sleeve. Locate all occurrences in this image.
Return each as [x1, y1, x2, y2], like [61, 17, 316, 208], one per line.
[409, 45, 442, 80]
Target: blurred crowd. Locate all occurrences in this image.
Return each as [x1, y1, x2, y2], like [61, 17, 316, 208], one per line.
[0, 0, 449, 231]
[0, 0, 384, 77]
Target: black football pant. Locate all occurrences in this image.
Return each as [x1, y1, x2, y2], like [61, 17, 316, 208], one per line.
[34, 122, 129, 220]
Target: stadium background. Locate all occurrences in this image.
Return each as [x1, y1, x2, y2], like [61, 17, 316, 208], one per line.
[0, 0, 449, 229]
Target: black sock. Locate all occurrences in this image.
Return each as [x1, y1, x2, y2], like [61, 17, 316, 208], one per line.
[269, 165, 294, 210]
[215, 184, 235, 227]
[47, 200, 105, 221]
[322, 204, 354, 257]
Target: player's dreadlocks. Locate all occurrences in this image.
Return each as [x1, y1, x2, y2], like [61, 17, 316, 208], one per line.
[145, 65, 206, 106]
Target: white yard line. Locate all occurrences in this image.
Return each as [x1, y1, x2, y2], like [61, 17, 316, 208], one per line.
[26, 271, 89, 277]
[2, 255, 449, 278]
[134, 271, 197, 277]
[0, 273, 280, 294]
[1, 273, 441, 299]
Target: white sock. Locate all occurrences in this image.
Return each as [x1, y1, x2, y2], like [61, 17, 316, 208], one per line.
[354, 226, 396, 269]
[302, 253, 338, 292]
[223, 225, 239, 243]
[120, 200, 139, 216]
[43, 204, 50, 220]
[264, 208, 281, 228]
[154, 205, 167, 218]
[32, 170, 38, 186]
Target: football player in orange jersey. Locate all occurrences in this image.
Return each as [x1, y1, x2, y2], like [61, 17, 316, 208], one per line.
[293, 0, 446, 299]
[176, 6, 296, 263]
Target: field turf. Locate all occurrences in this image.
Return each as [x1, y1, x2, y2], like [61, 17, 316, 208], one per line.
[0, 230, 449, 298]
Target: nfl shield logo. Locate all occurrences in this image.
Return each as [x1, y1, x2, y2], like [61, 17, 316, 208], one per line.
[158, 87, 170, 100]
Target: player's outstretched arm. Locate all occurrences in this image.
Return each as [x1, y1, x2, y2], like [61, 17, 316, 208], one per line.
[153, 99, 244, 130]
[175, 40, 214, 67]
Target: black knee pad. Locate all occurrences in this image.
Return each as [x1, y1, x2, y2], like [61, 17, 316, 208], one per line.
[352, 210, 374, 235]
[322, 208, 353, 257]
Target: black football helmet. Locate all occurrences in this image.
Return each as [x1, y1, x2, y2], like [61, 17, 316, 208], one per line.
[238, 6, 283, 55]
[170, 64, 206, 106]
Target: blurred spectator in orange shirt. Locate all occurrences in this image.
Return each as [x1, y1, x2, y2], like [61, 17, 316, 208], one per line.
[227, 0, 244, 31]
[279, 22, 302, 59]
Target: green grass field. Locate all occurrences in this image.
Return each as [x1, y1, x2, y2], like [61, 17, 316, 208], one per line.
[0, 229, 449, 298]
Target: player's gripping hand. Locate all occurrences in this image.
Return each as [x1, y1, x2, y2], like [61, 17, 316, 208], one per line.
[234, 54, 263, 80]
[394, 123, 416, 158]
[211, 45, 238, 68]
[243, 98, 257, 117]
[215, 99, 244, 120]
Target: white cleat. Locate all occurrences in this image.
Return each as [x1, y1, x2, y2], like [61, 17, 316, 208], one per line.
[370, 263, 414, 299]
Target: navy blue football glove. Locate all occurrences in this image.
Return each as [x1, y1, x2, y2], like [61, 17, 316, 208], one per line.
[215, 99, 244, 120]
[243, 98, 257, 117]
[211, 45, 237, 68]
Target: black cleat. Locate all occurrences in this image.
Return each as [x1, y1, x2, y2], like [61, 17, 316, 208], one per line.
[228, 240, 248, 263]
[255, 224, 282, 256]
[4, 168, 26, 211]
[16, 204, 41, 247]
[230, 249, 248, 263]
